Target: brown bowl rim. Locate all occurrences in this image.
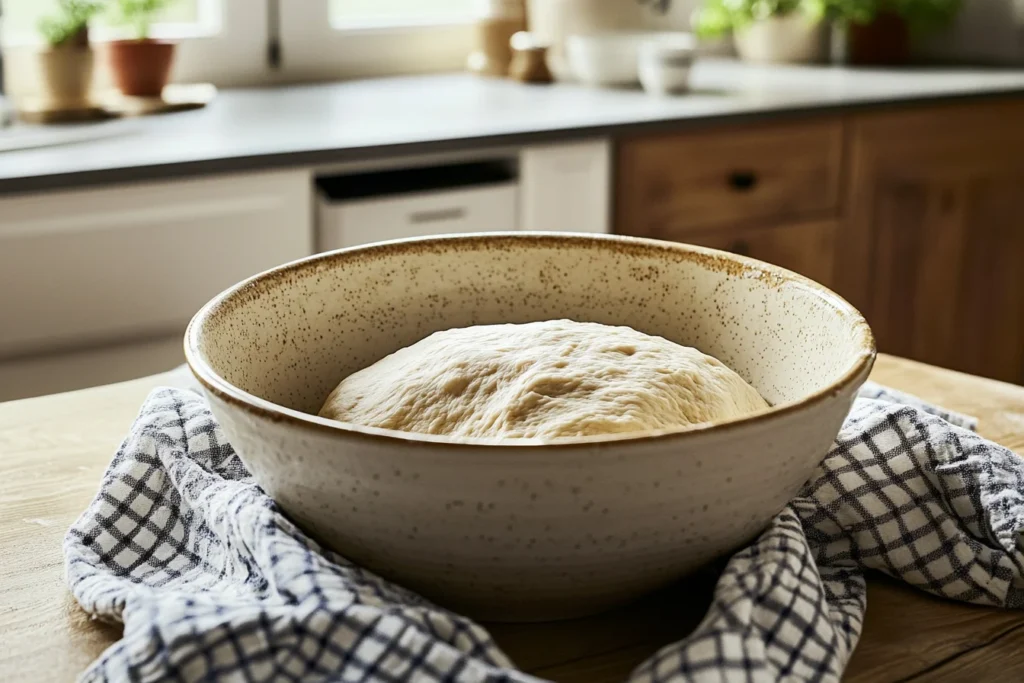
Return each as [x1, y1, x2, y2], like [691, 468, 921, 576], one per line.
[184, 232, 876, 449]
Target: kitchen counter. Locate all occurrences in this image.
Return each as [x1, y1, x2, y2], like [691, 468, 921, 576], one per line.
[2, 59, 1024, 195]
[2, 354, 1024, 682]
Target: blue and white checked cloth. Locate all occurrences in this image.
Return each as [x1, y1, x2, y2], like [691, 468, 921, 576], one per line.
[65, 382, 1024, 682]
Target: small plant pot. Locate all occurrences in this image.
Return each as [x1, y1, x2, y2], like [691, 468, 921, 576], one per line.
[107, 39, 177, 98]
[848, 12, 910, 66]
[36, 44, 95, 109]
[733, 14, 826, 64]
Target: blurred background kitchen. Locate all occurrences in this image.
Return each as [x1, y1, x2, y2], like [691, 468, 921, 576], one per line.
[1, 0, 1023, 402]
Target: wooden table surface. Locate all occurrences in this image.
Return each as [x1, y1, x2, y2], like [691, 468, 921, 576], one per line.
[3, 354, 1024, 682]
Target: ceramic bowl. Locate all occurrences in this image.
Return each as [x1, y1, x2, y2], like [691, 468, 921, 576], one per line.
[565, 31, 691, 87]
[185, 233, 875, 622]
[638, 38, 696, 96]
[566, 32, 644, 86]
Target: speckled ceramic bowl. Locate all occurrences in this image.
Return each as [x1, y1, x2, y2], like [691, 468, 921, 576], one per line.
[185, 232, 875, 622]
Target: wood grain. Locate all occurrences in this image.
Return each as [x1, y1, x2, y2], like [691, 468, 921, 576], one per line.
[681, 219, 837, 289]
[1, 355, 1022, 682]
[838, 99, 1024, 385]
[616, 117, 843, 238]
[0, 374, 175, 681]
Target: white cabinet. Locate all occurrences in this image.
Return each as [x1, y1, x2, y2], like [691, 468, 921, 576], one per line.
[316, 160, 519, 251]
[519, 139, 611, 234]
[0, 140, 620, 402]
[0, 169, 313, 399]
[316, 142, 612, 250]
[0, 335, 185, 402]
[318, 183, 518, 251]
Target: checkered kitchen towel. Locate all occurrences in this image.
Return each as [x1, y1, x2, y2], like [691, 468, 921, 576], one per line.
[65, 382, 1024, 683]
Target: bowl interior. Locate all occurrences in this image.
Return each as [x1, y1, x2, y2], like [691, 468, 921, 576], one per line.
[189, 234, 872, 433]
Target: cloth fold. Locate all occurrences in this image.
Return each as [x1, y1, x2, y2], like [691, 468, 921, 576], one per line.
[65, 382, 1024, 682]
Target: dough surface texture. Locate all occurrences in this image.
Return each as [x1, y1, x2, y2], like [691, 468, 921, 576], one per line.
[318, 320, 768, 440]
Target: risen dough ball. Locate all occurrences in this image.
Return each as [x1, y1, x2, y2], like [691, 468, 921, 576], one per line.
[319, 320, 768, 440]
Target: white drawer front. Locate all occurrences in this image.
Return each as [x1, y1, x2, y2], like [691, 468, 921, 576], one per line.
[520, 139, 611, 234]
[318, 183, 518, 251]
[0, 170, 313, 358]
[0, 334, 184, 402]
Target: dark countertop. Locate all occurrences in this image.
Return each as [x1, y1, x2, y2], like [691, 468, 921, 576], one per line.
[2, 59, 1024, 196]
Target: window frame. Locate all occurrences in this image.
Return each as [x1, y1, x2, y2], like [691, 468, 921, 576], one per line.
[277, 1, 474, 81]
[168, 0, 268, 87]
[0, 0, 221, 46]
[1, 0, 268, 102]
[1, 0, 484, 99]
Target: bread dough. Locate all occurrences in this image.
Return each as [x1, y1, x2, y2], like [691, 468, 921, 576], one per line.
[319, 320, 768, 440]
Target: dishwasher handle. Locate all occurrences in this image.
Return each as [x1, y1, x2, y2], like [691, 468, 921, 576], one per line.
[409, 207, 467, 224]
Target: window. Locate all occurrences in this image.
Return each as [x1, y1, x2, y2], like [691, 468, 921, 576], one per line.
[279, 1, 475, 80]
[0, 0, 213, 44]
[1, 0, 266, 103]
[0, 0, 481, 96]
[328, 0, 475, 28]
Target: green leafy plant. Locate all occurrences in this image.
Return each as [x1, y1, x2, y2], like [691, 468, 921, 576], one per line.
[111, 0, 176, 39]
[38, 0, 106, 47]
[692, 0, 962, 38]
[822, 0, 961, 30]
[693, 0, 825, 39]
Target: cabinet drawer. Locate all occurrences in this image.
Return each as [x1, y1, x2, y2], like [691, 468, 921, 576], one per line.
[616, 119, 843, 238]
[318, 183, 518, 250]
[0, 170, 312, 358]
[684, 219, 837, 289]
[0, 334, 184, 402]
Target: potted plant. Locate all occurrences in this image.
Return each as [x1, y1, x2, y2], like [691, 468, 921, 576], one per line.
[35, 0, 105, 109]
[107, 0, 178, 97]
[693, 0, 828, 64]
[828, 0, 962, 65]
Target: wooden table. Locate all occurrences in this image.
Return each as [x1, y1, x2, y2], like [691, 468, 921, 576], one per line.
[3, 354, 1024, 682]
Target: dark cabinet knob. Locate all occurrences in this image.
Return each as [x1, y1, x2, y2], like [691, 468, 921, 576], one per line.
[728, 171, 758, 192]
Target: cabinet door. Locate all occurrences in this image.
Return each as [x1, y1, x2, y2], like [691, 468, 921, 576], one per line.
[685, 220, 836, 289]
[0, 170, 313, 359]
[841, 100, 1024, 383]
[520, 140, 611, 233]
[0, 334, 184, 402]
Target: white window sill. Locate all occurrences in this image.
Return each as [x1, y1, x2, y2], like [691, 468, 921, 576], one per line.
[329, 17, 474, 33]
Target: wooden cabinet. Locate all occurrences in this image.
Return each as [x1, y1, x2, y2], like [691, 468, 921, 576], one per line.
[616, 118, 843, 238]
[684, 219, 837, 288]
[616, 100, 1024, 385]
[840, 101, 1024, 384]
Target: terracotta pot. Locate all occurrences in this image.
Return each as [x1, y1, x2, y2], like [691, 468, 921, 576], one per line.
[733, 14, 827, 64]
[848, 12, 910, 65]
[107, 39, 176, 98]
[37, 44, 95, 109]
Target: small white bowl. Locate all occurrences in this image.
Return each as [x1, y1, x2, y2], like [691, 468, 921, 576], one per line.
[564, 32, 694, 88]
[639, 38, 696, 96]
[565, 32, 644, 87]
